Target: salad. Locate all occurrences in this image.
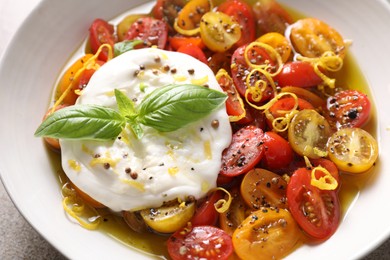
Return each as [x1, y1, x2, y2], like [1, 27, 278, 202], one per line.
[35, 0, 379, 259]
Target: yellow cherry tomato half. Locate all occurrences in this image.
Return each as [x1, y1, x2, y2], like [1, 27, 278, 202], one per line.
[327, 128, 378, 173]
[176, 0, 211, 30]
[290, 17, 346, 58]
[288, 109, 332, 159]
[232, 208, 301, 260]
[140, 201, 195, 233]
[257, 32, 292, 63]
[200, 11, 242, 52]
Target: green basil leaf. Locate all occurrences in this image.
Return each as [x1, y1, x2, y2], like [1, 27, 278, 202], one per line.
[114, 40, 143, 56]
[34, 105, 126, 140]
[128, 120, 144, 139]
[115, 89, 136, 117]
[137, 84, 227, 132]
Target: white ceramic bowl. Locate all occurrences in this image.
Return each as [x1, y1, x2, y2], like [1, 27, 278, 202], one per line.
[1, 0, 390, 259]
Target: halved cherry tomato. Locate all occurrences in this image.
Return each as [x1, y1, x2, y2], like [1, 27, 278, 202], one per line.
[231, 44, 275, 103]
[326, 89, 371, 129]
[152, 0, 188, 27]
[122, 211, 148, 233]
[169, 36, 205, 50]
[273, 61, 323, 88]
[208, 51, 232, 75]
[140, 201, 195, 233]
[310, 158, 340, 183]
[191, 191, 222, 226]
[56, 55, 104, 105]
[216, 69, 246, 120]
[252, 0, 293, 35]
[288, 109, 332, 159]
[200, 12, 242, 52]
[117, 14, 148, 41]
[290, 18, 346, 58]
[281, 86, 326, 108]
[217, 0, 256, 47]
[177, 43, 208, 63]
[261, 132, 293, 170]
[89, 19, 116, 61]
[219, 187, 248, 236]
[267, 96, 314, 125]
[240, 168, 287, 210]
[220, 125, 265, 177]
[287, 167, 340, 240]
[71, 181, 106, 209]
[257, 32, 292, 63]
[176, 0, 211, 30]
[125, 17, 169, 49]
[233, 208, 301, 260]
[327, 128, 378, 173]
[167, 226, 233, 260]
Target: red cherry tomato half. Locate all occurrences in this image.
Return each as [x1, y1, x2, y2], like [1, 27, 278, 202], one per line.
[231, 44, 275, 103]
[169, 36, 205, 51]
[326, 89, 371, 129]
[125, 17, 168, 49]
[310, 158, 340, 183]
[261, 131, 293, 170]
[167, 226, 233, 260]
[177, 43, 208, 64]
[190, 191, 223, 227]
[217, 0, 256, 47]
[274, 61, 323, 88]
[89, 19, 116, 61]
[287, 167, 340, 240]
[220, 125, 265, 177]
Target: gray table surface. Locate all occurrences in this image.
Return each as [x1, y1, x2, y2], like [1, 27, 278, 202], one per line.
[1, 0, 390, 259]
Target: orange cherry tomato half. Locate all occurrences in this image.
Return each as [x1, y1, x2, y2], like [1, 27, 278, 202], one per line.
[177, 43, 208, 64]
[167, 226, 233, 260]
[290, 17, 346, 58]
[240, 168, 288, 210]
[42, 104, 68, 151]
[169, 36, 205, 50]
[257, 32, 292, 63]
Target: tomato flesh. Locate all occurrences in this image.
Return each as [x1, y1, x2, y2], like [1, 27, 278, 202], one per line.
[220, 125, 265, 177]
[326, 89, 371, 129]
[89, 19, 116, 61]
[125, 17, 168, 49]
[287, 167, 340, 240]
[167, 226, 233, 260]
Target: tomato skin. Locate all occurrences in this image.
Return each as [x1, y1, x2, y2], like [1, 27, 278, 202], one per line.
[190, 191, 223, 227]
[217, 0, 256, 47]
[287, 167, 340, 240]
[326, 89, 371, 129]
[216, 69, 246, 119]
[177, 43, 208, 64]
[231, 44, 275, 103]
[125, 17, 168, 49]
[274, 61, 323, 88]
[220, 125, 265, 177]
[261, 132, 293, 170]
[167, 226, 233, 260]
[169, 36, 205, 51]
[89, 19, 116, 61]
[252, 0, 293, 35]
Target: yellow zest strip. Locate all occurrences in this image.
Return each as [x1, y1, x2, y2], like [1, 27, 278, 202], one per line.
[210, 187, 232, 214]
[310, 166, 338, 190]
[52, 44, 113, 112]
[297, 51, 343, 89]
[215, 69, 246, 122]
[244, 67, 278, 104]
[173, 18, 201, 36]
[244, 42, 283, 77]
[61, 183, 101, 230]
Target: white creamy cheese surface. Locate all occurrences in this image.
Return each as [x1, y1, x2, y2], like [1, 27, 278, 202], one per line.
[60, 48, 232, 212]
